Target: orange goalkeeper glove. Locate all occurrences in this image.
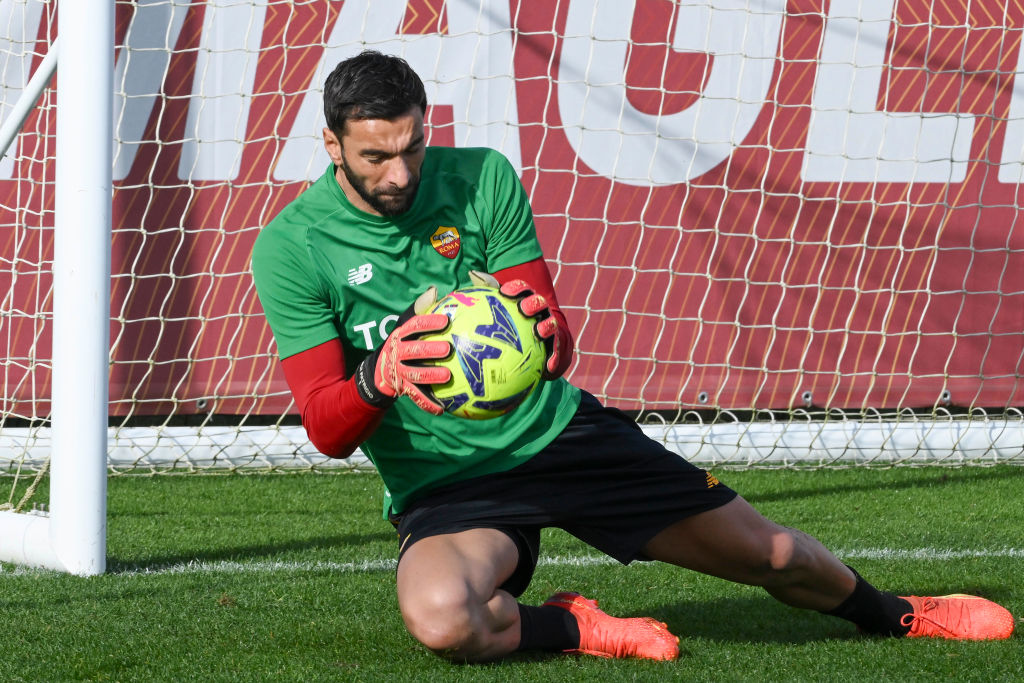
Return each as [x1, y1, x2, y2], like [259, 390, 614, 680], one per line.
[470, 270, 566, 381]
[353, 287, 452, 414]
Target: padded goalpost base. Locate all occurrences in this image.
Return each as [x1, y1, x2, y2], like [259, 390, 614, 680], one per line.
[0, 511, 63, 572]
[0, 509, 105, 575]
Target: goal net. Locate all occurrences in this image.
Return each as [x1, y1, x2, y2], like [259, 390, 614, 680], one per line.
[3, 1, 1023, 569]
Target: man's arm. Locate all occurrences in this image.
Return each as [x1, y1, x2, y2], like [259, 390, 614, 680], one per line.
[279, 291, 450, 458]
[281, 339, 386, 458]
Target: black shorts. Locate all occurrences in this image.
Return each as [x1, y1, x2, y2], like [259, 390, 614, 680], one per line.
[389, 391, 737, 597]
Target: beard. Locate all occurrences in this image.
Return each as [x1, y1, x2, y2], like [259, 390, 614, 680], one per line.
[338, 155, 420, 217]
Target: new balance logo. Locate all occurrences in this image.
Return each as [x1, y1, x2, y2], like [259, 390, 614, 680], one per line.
[347, 264, 373, 285]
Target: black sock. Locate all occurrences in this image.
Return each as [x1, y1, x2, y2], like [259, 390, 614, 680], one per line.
[516, 604, 581, 652]
[823, 565, 913, 636]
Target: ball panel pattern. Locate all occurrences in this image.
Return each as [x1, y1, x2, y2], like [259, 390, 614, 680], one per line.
[420, 285, 545, 420]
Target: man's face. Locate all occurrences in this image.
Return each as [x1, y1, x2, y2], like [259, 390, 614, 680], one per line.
[323, 107, 426, 217]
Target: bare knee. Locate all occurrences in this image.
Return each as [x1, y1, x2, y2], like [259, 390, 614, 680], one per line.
[754, 527, 821, 585]
[395, 529, 523, 661]
[754, 526, 857, 609]
[400, 580, 483, 660]
[767, 528, 799, 572]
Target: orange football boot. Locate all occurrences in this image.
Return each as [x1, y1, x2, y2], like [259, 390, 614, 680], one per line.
[900, 594, 1015, 640]
[543, 592, 679, 660]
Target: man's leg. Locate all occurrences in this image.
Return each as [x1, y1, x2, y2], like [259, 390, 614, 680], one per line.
[395, 527, 679, 661]
[396, 528, 525, 661]
[641, 495, 1015, 640]
[641, 495, 855, 611]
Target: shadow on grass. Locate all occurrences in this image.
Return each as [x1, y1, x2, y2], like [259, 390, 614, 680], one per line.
[106, 530, 396, 573]
[643, 581, 1018, 645]
[451, 597, 865, 662]
[740, 466, 1024, 506]
[640, 596, 857, 644]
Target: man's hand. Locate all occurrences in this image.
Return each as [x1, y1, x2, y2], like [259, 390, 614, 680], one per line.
[353, 287, 452, 414]
[470, 270, 565, 380]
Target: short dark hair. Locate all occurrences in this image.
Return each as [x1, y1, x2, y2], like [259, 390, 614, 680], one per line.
[323, 50, 428, 135]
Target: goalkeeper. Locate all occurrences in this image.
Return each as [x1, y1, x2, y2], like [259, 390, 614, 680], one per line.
[251, 50, 1014, 662]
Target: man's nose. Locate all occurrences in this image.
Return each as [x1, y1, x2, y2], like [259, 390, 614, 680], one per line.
[383, 156, 412, 188]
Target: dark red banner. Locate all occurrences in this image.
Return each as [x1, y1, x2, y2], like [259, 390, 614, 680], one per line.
[1, 0, 1021, 416]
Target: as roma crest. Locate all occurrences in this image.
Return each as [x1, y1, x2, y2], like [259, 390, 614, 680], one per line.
[430, 226, 461, 259]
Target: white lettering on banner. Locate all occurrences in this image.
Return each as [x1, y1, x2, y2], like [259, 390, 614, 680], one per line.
[111, 0, 190, 181]
[0, 0, 46, 179]
[177, 0, 269, 181]
[272, 0, 522, 181]
[998, 33, 1024, 183]
[3, 1, 1022, 186]
[801, 0, 974, 183]
[558, 0, 785, 186]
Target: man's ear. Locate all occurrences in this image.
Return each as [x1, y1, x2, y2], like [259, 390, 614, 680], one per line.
[323, 127, 343, 165]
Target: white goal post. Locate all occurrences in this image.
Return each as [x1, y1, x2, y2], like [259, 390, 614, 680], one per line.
[0, 0, 111, 575]
[2, 1, 1023, 575]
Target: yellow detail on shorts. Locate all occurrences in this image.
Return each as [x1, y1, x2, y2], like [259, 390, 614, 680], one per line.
[705, 472, 720, 488]
[399, 533, 413, 553]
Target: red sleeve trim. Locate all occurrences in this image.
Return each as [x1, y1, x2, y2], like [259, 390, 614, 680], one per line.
[280, 339, 386, 458]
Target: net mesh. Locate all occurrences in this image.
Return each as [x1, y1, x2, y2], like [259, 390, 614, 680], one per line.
[3, 0, 1023, 514]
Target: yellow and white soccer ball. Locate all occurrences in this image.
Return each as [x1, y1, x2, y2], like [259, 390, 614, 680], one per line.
[421, 285, 545, 419]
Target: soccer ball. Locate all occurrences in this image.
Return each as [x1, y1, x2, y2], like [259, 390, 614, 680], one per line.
[421, 285, 546, 419]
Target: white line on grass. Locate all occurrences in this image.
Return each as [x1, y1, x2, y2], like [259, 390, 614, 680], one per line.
[838, 547, 1024, 561]
[9, 547, 1024, 577]
[2, 548, 1022, 577]
[106, 555, 618, 577]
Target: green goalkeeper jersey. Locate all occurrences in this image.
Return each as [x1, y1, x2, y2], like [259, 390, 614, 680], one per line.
[252, 146, 581, 514]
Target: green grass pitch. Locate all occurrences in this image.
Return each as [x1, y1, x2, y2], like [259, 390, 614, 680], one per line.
[1, 466, 1021, 681]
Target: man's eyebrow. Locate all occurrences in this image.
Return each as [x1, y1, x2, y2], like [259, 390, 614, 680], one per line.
[360, 134, 425, 157]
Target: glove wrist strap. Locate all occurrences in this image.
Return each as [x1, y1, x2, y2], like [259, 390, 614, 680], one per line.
[354, 351, 396, 407]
